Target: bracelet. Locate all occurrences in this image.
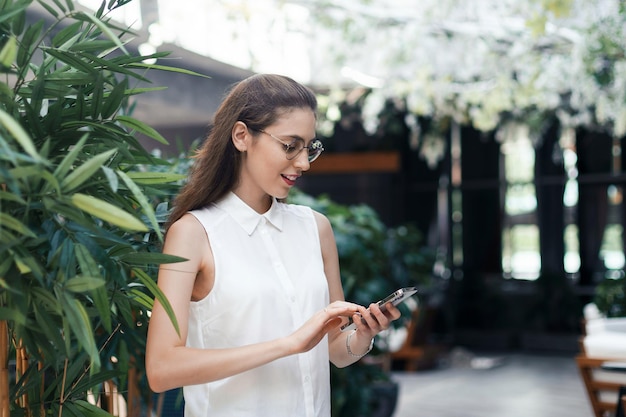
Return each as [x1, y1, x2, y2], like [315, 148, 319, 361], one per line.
[346, 329, 374, 358]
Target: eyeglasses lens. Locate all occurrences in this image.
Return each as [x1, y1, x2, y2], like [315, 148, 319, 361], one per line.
[307, 140, 324, 162]
[283, 139, 302, 159]
[259, 128, 324, 162]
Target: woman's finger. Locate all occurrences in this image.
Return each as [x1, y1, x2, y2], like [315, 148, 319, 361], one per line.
[323, 301, 360, 318]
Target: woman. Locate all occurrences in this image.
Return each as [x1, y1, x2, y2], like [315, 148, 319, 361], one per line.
[145, 73, 401, 417]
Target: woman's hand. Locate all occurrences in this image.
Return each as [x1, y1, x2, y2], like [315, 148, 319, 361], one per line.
[352, 301, 402, 340]
[286, 301, 360, 354]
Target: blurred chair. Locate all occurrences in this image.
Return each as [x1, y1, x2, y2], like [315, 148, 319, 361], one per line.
[618, 386, 626, 417]
[576, 305, 626, 417]
[389, 307, 443, 371]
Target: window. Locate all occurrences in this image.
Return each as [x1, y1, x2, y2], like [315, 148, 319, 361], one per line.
[500, 133, 540, 280]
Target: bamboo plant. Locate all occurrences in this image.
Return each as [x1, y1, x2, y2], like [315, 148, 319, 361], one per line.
[0, 0, 200, 415]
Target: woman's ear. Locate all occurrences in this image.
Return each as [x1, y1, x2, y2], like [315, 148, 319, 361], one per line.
[232, 121, 250, 152]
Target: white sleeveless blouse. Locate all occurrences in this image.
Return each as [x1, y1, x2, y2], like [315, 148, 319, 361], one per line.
[184, 192, 331, 417]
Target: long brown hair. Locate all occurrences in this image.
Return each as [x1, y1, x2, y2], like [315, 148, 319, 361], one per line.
[166, 74, 318, 230]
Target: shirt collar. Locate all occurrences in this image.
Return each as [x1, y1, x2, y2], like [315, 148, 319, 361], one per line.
[216, 192, 284, 235]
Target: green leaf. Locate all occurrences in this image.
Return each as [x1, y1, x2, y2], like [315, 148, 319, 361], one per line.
[39, 169, 62, 196]
[74, 399, 117, 417]
[53, 133, 88, 179]
[0, 191, 25, 204]
[116, 115, 169, 145]
[52, 22, 83, 48]
[52, 0, 67, 13]
[69, 39, 117, 53]
[101, 78, 127, 119]
[75, 11, 128, 55]
[133, 267, 180, 335]
[91, 285, 112, 332]
[36, 0, 59, 17]
[90, 71, 104, 119]
[128, 62, 212, 79]
[65, 276, 106, 292]
[57, 32, 84, 54]
[0, 212, 37, 238]
[119, 252, 187, 265]
[42, 48, 97, 74]
[71, 193, 149, 232]
[0, 82, 13, 102]
[45, 71, 97, 84]
[10, 5, 27, 35]
[32, 287, 63, 315]
[70, 369, 122, 399]
[60, 148, 116, 192]
[125, 86, 168, 96]
[0, 35, 17, 67]
[101, 166, 119, 192]
[126, 171, 187, 184]
[81, 51, 151, 82]
[0, 307, 27, 325]
[74, 243, 100, 276]
[61, 294, 100, 371]
[128, 287, 154, 310]
[10, 165, 46, 181]
[76, 87, 86, 119]
[60, 401, 86, 417]
[17, 21, 44, 68]
[117, 169, 161, 239]
[0, 108, 41, 162]
[33, 303, 66, 355]
[95, 1, 105, 17]
[0, 3, 28, 27]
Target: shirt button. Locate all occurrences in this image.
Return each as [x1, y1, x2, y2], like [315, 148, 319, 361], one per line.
[290, 296, 296, 302]
[304, 375, 310, 382]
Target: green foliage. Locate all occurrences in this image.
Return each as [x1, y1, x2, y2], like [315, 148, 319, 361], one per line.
[0, 0, 200, 414]
[288, 189, 435, 308]
[525, 272, 582, 332]
[594, 277, 626, 318]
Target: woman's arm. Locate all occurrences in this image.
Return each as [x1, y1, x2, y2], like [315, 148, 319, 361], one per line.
[313, 211, 401, 368]
[145, 214, 359, 392]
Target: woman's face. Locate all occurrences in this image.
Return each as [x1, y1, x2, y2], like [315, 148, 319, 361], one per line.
[235, 107, 317, 209]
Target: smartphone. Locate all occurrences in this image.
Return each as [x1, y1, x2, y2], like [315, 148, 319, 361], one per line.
[340, 286, 418, 332]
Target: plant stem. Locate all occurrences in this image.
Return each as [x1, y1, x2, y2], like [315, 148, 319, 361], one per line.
[16, 342, 28, 411]
[58, 358, 69, 417]
[0, 321, 8, 417]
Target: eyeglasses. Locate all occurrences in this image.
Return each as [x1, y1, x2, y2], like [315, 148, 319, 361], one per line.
[259, 129, 324, 163]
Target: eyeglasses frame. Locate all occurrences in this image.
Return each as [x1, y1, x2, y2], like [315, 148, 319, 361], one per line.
[257, 129, 324, 163]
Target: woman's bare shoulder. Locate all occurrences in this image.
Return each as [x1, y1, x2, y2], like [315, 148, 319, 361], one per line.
[311, 209, 332, 232]
[163, 213, 209, 255]
[167, 213, 205, 236]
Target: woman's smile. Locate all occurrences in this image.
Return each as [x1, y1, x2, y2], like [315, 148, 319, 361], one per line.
[281, 173, 300, 186]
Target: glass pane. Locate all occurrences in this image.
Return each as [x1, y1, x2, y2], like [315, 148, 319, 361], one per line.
[505, 183, 537, 215]
[501, 131, 540, 280]
[501, 138, 535, 182]
[502, 224, 540, 280]
[502, 136, 537, 216]
[564, 224, 580, 274]
[601, 224, 625, 271]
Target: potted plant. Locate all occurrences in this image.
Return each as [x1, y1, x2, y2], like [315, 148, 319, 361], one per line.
[0, 1, 200, 414]
[593, 277, 626, 318]
[520, 272, 583, 351]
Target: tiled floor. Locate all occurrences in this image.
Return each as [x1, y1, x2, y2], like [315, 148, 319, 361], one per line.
[391, 351, 593, 417]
